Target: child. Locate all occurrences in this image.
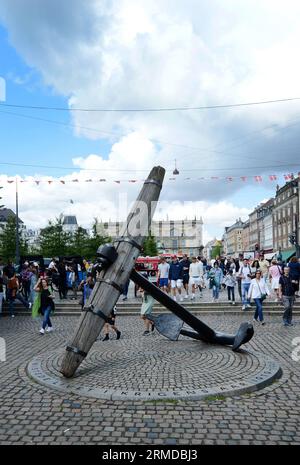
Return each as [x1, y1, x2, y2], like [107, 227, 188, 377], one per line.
[102, 306, 121, 341]
[224, 269, 237, 305]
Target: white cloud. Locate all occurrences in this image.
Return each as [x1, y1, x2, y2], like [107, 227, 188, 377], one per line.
[1, 0, 299, 236]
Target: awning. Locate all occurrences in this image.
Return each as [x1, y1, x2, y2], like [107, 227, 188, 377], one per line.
[278, 249, 296, 263]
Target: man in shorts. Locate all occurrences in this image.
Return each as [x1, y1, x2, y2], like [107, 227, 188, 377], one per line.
[158, 257, 170, 293]
[180, 254, 191, 299]
[169, 255, 184, 302]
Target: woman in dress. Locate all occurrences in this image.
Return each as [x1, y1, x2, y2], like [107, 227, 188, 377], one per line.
[268, 259, 282, 301]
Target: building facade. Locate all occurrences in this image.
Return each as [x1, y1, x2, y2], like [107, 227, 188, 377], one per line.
[97, 217, 204, 256]
[62, 215, 78, 233]
[223, 218, 245, 257]
[273, 178, 299, 259]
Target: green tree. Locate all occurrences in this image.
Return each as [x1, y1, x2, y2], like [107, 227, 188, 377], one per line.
[39, 217, 72, 257]
[0, 215, 28, 262]
[68, 227, 91, 257]
[143, 234, 158, 256]
[84, 218, 111, 259]
[211, 244, 222, 259]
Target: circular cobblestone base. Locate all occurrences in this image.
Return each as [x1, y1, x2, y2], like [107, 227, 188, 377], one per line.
[27, 337, 282, 401]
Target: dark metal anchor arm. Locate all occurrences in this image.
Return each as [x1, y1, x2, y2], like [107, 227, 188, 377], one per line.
[130, 269, 254, 350]
[130, 269, 215, 342]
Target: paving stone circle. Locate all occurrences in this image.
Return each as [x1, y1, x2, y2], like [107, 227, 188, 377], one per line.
[26, 335, 282, 401]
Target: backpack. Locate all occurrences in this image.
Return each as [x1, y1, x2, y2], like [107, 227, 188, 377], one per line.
[7, 277, 18, 290]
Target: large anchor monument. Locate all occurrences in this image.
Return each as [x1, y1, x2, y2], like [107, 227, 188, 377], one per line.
[60, 166, 254, 378]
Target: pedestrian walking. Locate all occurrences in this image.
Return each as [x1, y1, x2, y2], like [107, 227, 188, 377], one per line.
[78, 273, 95, 309]
[224, 269, 237, 305]
[169, 255, 184, 302]
[34, 277, 55, 334]
[248, 270, 270, 325]
[158, 257, 170, 293]
[180, 254, 191, 299]
[288, 257, 300, 297]
[279, 267, 295, 326]
[239, 258, 252, 310]
[57, 260, 68, 300]
[189, 256, 203, 300]
[208, 262, 223, 302]
[6, 273, 31, 317]
[268, 259, 282, 301]
[139, 279, 155, 335]
[259, 253, 270, 283]
[102, 306, 121, 340]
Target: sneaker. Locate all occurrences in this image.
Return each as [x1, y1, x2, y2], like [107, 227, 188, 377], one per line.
[143, 330, 150, 336]
[116, 330, 121, 340]
[11, 314, 15, 318]
[191, 294, 195, 300]
[28, 302, 32, 309]
[46, 327, 53, 333]
[242, 305, 246, 310]
[199, 293, 203, 298]
[261, 321, 265, 326]
[173, 296, 177, 302]
[246, 304, 251, 308]
[122, 297, 128, 301]
[232, 301, 235, 305]
[102, 334, 109, 341]
[184, 295, 189, 299]
[283, 322, 289, 327]
[39, 328, 45, 335]
[253, 318, 258, 322]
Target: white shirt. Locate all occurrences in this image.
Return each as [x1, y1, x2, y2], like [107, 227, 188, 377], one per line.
[189, 262, 202, 277]
[248, 279, 270, 299]
[158, 263, 170, 279]
[239, 265, 252, 284]
[48, 261, 57, 270]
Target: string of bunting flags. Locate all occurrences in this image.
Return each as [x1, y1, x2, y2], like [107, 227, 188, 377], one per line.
[1, 172, 300, 184]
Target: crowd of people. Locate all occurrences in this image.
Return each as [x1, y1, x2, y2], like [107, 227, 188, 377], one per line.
[0, 251, 299, 335]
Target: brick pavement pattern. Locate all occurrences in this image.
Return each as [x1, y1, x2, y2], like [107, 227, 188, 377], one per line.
[0, 314, 300, 445]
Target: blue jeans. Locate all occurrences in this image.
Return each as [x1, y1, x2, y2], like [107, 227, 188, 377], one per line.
[242, 283, 251, 306]
[212, 285, 220, 299]
[41, 306, 52, 330]
[254, 298, 264, 322]
[8, 290, 29, 316]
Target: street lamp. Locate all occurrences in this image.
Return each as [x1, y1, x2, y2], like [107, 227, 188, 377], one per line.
[15, 178, 20, 266]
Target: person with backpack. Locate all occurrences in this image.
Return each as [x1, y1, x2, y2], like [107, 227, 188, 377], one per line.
[7, 273, 31, 317]
[33, 277, 55, 334]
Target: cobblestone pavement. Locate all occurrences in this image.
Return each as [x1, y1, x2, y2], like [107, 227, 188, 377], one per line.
[0, 313, 299, 445]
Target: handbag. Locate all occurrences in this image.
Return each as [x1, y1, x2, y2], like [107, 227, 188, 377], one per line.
[257, 281, 267, 301]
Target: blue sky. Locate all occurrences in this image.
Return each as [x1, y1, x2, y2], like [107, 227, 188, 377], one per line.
[0, 24, 111, 178]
